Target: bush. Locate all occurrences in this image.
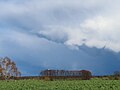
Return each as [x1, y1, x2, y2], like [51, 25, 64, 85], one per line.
[44, 76, 53, 81]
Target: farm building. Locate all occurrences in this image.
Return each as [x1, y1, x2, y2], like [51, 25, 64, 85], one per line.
[40, 69, 92, 80]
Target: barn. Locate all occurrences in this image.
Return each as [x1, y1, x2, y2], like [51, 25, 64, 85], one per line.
[40, 69, 92, 80]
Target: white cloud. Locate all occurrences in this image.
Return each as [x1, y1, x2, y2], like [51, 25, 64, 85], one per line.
[38, 15, 120, 52]
[0, 0, 120, 52]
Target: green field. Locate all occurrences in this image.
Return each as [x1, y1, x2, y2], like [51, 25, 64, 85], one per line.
[0, 79, 120, 90]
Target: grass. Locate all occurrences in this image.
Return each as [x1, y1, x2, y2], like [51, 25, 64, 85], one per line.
[0, 79, 120, 90]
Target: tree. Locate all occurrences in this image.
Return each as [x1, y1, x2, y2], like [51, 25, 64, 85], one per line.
[113, 71, 120, 80]
[113, 71, 120, 76]
[0, 57, 21, 80]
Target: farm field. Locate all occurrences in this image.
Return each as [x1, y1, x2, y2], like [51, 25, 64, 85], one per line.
[0, 79, 120, 90]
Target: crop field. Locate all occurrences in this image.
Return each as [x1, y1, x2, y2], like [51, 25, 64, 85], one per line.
[0, 79, 120, 90]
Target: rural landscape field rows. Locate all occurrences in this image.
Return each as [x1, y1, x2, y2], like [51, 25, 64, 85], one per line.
[0, 80, 120, 90]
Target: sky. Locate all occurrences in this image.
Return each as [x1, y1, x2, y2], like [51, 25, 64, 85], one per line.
[0, 0, 120, 76]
